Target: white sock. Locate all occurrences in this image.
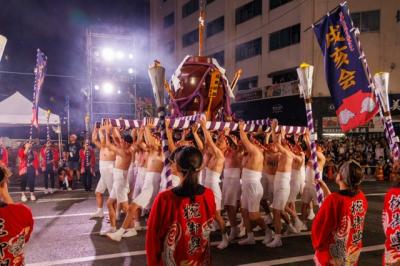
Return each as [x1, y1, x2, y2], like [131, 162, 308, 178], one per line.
[97, 208, 103, 212]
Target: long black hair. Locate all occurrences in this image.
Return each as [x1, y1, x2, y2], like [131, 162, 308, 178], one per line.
[339, 160, 364, 194]
[173, 146, 203, 201]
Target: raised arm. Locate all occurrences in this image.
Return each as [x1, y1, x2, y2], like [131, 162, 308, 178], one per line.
[91, 127, 101, 149]
[192, 123, 204, 152]
[166, 119, 177, 152]
[200, 118, 221, 156]
[144, 118, 157, 150]
[136, 127, 148, 151]
[238, 121, 258, 154]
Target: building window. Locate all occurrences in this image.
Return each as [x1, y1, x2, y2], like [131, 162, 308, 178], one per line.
[163, 12, 174, 28]
[351, 10, 380, 32]
[166, 40, 175, 53]
[269, 0, 293, 10]
[182, 0, 199, 18]
[182, 28, 199, 47]
[209, 50, 224, 66]
[207, 16, 224, 37]
[269, 24, 300, 51]
[235, 0, 262, 25]
[236, 37, 262, 61]
[269, 68, 297, 84]
[237, 76, 258, 91]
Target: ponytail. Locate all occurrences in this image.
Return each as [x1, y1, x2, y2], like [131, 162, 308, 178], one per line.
[174, 146, 203, 201]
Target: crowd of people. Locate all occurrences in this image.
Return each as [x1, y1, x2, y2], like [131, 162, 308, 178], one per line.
[0, 118, 399, 265]
[321, 135, 393, 180]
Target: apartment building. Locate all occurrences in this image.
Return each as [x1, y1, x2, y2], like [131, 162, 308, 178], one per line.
[149, 0, 400, 135]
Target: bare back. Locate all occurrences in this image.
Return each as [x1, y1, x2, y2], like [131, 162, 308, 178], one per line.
[263, 152, 278, 175]
[225, 148, 243, 169]
[276, 149, 293, 173]
[243, 148, 264, 172]
[206, 147, 225, 173]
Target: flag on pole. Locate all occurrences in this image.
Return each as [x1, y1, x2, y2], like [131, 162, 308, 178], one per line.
[31, 49, 48, 128]
[313, 3, 378, 132]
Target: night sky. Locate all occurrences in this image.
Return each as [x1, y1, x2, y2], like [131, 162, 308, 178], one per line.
[0, 0, 149, 133]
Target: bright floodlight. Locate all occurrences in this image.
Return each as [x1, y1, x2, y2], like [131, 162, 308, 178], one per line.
[101, 48, 115, 62]
[128, 54, 133, 59]
[117, 90, 121, 94]
[102, 82, 114, 94]
[94, 85, 100, 90]
[116, 51, 124, 60]
[128, 68, 135, 74]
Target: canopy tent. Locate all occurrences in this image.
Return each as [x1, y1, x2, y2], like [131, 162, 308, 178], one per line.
[0, 91, 60, 126]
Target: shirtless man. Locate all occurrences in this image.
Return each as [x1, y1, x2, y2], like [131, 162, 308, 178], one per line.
[131, 127, 149, 228]
[108, 119, 163, 241]
[261, 133, 278, 226]
[101, 122, 133, 235]
[199, 118, 229, 249]
[91, 126, 116, 218]
[238, 121, 272, 245]
[222, 129, 244, 242]
[127, 129, 138, 200]
[266, 120, 293, 248]
[301, 130, 326, 229]
[286, 136, 306, 232]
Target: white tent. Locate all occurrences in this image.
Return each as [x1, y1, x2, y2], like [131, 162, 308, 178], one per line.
[0, 91, 60, 126]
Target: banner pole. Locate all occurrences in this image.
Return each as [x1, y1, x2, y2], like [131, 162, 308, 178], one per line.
[297, 63, 324, 206]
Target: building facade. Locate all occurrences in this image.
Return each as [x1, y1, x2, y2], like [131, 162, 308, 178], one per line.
[149, 0, 400, 136]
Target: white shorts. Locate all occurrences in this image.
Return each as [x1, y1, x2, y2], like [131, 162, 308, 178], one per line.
[261, 173, 274, 202]
[222, 168, 241, 207]
[241, 168, 263, 213]
[95, 160, 114, 194]
[302, 166, 318, 204]
[133, 172, 161, 210]
[132, 167, 146, 200]
[204, 168, 222, 211]
[272, 171, 291, 211]
[109, 168, 129, 203]
[288, 167, 305, 203]
[127, 162, 137, 192]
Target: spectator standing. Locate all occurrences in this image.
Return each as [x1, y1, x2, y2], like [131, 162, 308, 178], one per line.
[65, 134, 81, 184]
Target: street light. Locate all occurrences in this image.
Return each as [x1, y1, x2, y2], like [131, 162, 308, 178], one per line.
[102, 82, 114, 94]
[94, 84, 100, 90]
[101, 48, 115, 62]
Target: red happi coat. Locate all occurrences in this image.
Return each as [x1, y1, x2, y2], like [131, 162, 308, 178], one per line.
[0, 147, 8, 167]
[39, 146, 60, 169]
[0, 203, 34, 266]
[17, 148, 39, 176]
[382, 187, 400, 265]
[312, 190, 368, 266]
[79, 148, 95, 174]
[146, 188, 216, 266]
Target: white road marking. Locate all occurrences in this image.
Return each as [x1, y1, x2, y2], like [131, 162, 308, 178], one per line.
[26, 243, 384, 266]
[36, 197, 95, 203]
[237, 244, 385, 266]
[210, 231, 311, 246]
[26, 250, 147, 266]
[34, 212, 103, 220]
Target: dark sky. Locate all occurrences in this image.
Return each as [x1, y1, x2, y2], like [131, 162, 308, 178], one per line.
[0, 0, 149, 132]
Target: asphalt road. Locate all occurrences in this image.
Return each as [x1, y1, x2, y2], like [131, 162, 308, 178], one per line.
[8, 180, 390, 266]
